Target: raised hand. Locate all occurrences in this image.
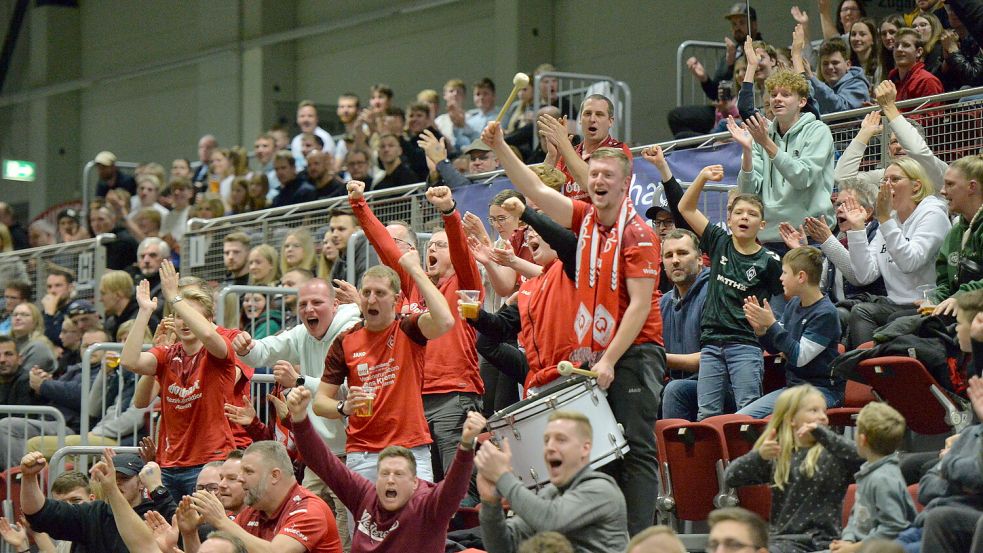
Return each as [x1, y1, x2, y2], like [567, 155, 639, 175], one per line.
[268, 391, 288, 421]
[231, 331, 253, 356]
[175, 496, 202, 534]
[136, 279, 158, 313]
[417, 129, 448, 165]
[778, 222, 807, 250]
[874, 181, 893, 223]
[223, 396, 257, 426]
[537, 113, 570, 150]
[803, 216, 834, 242]
[145, 510, 179, 552]
[467, 236, 493, 266]
[686, 57, 708, 82]
[745, 113, 771, 146]
[724, 38, 737, 66]
[190, 491, 226, 526]
[286, 385, 312, 422]
[347, 179, 366, 201]
[462, 212, 493, 247]
[154, 315, 176, 347]
[840, 195, 868, 230]
[462, 411, 487, 443]
[20, 451, 46, 477]
[744, 36, 760, 68]
[139, 436, 157, 463]
[726, 116, 753, 150]
[874, 80, 897, 108]
[332, 279, 360, 305]
[698, 164, 725, 182]
[488, 241, 517, 268]
[791, 5, 809, 24]
[501, 197, 525, 219]
[425, 186, 455, 213]
[139, 461, 163, 493]
[159, 259, 180, 301]
[397, 249, 423, 272]
[480, 121, 503, 149]
[0, 517, 29, 550]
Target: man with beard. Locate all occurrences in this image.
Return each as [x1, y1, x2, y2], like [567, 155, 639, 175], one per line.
[306, 149, 346, 200]
[222, 233, 251, 286]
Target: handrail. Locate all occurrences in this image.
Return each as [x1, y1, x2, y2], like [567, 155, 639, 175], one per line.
[79, 342, 151, 448]
[49, 446, 141, 490]
[0, 406, 66, 481]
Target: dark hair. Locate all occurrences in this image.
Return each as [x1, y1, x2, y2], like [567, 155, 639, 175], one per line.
[0, 335, 16, 350]
[51, 471, 91, 495]
[4, 280, 31, 302]
[370, 83, 394, 99]
[835, 0, 867, 34]
[491, 189, 526, 207]
[473, 77, 496, 93]
[226, 449, 244, 460]
[384, 106, 406, 119]
[339, 92, 360, 106]
[708, 507, 769, 549]
[662, 228, 701, 254]
[47, 265, 76, 284]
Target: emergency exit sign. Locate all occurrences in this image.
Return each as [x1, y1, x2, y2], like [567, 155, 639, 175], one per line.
[3, 159, 36, 182]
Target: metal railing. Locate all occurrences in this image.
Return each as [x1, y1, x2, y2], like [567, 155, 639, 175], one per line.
[676, 41, 728, 107]
[344, 230, 433, 285]
[533, 71, 632, 147]
[79, 342, 154, 452]
[0, 233, 116, 315]
[49, 446, 141, 493]
[0, 406, 66, 522]
[215, 285, 299, 333]
[80, 161, 142, 229]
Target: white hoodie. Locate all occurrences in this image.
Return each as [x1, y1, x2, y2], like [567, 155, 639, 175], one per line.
[847, 195, 951, 304]
[241, 302, 361, 454]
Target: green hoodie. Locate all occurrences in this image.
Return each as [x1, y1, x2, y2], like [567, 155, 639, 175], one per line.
[738, 111, 836, 244]
[932, 208, 983, 303]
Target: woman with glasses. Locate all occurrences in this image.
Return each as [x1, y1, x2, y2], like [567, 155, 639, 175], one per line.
[842, 157, 950, 347]
[821, 0, 867, 41]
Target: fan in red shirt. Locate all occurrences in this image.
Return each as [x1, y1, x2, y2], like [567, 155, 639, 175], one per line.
[347, 181, 486, 480]
[539, 94, 633, 202]
[314, 251, 456, 483]
[120, 260, 237, 500]
[188, 440, 342, 553]
[889, 28, 943, 110]
[483, 120, 664, 537]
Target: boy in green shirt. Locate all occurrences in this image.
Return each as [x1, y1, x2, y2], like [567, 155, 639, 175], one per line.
[678, 164, 783, 420]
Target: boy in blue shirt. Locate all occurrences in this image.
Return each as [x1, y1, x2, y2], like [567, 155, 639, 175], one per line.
[742, 245, 844, 417]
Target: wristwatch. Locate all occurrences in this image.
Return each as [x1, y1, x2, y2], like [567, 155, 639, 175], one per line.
[295, 376, 305, 388]
[151, 486, 169, 501]
[168, 295, 184, 306]
[336, 400, 347, 417]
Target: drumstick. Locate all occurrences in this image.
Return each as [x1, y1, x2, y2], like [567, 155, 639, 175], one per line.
[557, 361, 599, 379]
[494, 72, 531, 124]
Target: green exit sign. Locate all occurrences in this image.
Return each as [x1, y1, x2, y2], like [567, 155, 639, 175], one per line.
[3, 159, 36, 182]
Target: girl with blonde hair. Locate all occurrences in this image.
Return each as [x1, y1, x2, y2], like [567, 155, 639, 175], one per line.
[247, 244, 279, 285]
[725, 385, 863, 553]
[279, 228, 315, 275]
[9, 303, 57, 371]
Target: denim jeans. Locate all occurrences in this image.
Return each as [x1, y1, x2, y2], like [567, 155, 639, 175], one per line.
[697, 343, 763, 420]
[737, 385, 844, 419]
[662, 376, 735, 421]
[162, 465, 203, 499]
[345, 445, 433, 483]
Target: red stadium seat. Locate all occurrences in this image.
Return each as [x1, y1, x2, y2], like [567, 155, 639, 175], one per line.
[855, 356, 970, 435]
[826, 380, 876, 428]
[705, 414, 772, 521]
[843, 483, 925, 526]
[656, 420, 730, 523]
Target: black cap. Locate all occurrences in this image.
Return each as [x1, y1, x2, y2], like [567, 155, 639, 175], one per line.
[113, 453, 146, 477]
[57, 208, 80, 223]
[67, 300, 96, 316]
[724, 2, 757, 21]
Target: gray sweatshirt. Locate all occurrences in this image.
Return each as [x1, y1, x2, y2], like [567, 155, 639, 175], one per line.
[841, 452, 916, 542]
[479, 466, 628, 553]
[915, 424, 983, 526]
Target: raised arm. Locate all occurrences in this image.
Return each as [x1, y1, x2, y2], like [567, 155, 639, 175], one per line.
[539, 113, 588, 189]
[398, 251, 454, 339]
[121, 279, 160, 376]
[159, 260, 227, 359]
[482, 121, 574, 228]
[89, 450, 161, 553]
[678, 165, 723, 237]
[348, 179, 413, 297]
[428, 187, 483, 290]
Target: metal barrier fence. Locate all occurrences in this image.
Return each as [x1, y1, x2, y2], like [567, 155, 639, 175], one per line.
[49, 445, 141, 493]
[0, 233, 115, 316]
[80, 160, 142, 230]
[676, 41, 728, 108]
[215, 285, 299, 333]
[533, 70, 632, 148]
[0, 406, 65, 525]
[344, 230, 433, 285]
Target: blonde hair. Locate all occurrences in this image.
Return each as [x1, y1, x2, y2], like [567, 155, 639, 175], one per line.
[765, 69, 810, 98]
[100, 270, 134, 297]
[248, 244, 279, 285]
[547, 410, 593, 443]
[179, 286, 215, 319]
[116, 319, 153, 343]
[279, 228, 315, 275]
[531, 165, 566, 191]
[783, 246, 824, 285]
[857, 402, 906, 455]
[889, 157, 935, 202]
[590, 147, 632, 179]
[949, 154, 983, 186]
[361, 264, 401, 294]
[0, 223, 12, 252]
[754, 385, 826, 490]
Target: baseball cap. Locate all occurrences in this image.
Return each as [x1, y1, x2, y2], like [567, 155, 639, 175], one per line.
[645, 204, 673, 220]
[57, 208, 80, 223]
[67, 300, 96, 317]
[94, 151, 117, 166]
[113, 453, 146, 477]
[462, 139, 492, 155]
[724, 3, 756, 21]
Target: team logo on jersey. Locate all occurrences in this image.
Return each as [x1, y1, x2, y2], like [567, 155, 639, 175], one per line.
[386, 335, 395, 349]
[720, 255, 728, 265]
[593, 305, 615, 347]
[357, 363, 369, 377]
[746, 267, 757, 281]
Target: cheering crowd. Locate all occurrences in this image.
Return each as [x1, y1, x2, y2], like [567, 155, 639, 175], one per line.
[2, 0, 983, 552]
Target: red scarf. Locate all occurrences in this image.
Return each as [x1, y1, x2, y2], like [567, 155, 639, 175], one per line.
[572, 197, 636, 365]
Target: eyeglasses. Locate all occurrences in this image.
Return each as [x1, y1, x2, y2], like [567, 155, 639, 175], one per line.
[653, 219, 676, 228]
[487, 215, 514, 225]
[840, 6, 860, 12]
[880, 175, 908, 185]
[428, 240, 448, 249]
[196, 483, 220, 493]
[705, 539, 760, 552]
[393, 238, 416, 250]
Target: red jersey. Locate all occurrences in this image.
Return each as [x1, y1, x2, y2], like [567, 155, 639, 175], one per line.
[351, 196, 484, 395]
[508, 227, 535, 287]
[150, 335, 237, 467]
[556, 137, 633, 202]
[234, 482, 342, 553]
[517, 259, 579, 391]
[217, 326, 254, 449]
[570, 200, 664, 347]
[322, 314, 432, 453]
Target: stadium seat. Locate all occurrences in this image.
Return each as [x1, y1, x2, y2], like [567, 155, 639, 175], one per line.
[842, 483, 925, 526]
[655, 419, 730, 524]
[855, 356, 970, 435]
[705, 414, 772, 521]
[826, 380, 876, 428]
[762, 352, 787, 394]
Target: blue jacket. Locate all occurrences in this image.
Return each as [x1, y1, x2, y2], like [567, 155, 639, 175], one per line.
[659, 268, 710, 379]
[809, 66, 871, 115]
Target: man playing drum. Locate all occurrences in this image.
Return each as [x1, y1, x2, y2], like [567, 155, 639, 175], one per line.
[475, 410, 628, 553]
[482, 121, 664, 536]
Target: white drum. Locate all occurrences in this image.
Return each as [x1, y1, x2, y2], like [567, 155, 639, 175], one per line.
[487, 376, 629, 488]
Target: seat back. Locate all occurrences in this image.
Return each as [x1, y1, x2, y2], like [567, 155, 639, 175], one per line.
[762, 353, 787, 394]
[909, 483, 925, 513]
[855, 356, 959, 435]
[710, 416, 772, 521]
[842, 483, 857, 526]
[658, 421, 727, 521]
